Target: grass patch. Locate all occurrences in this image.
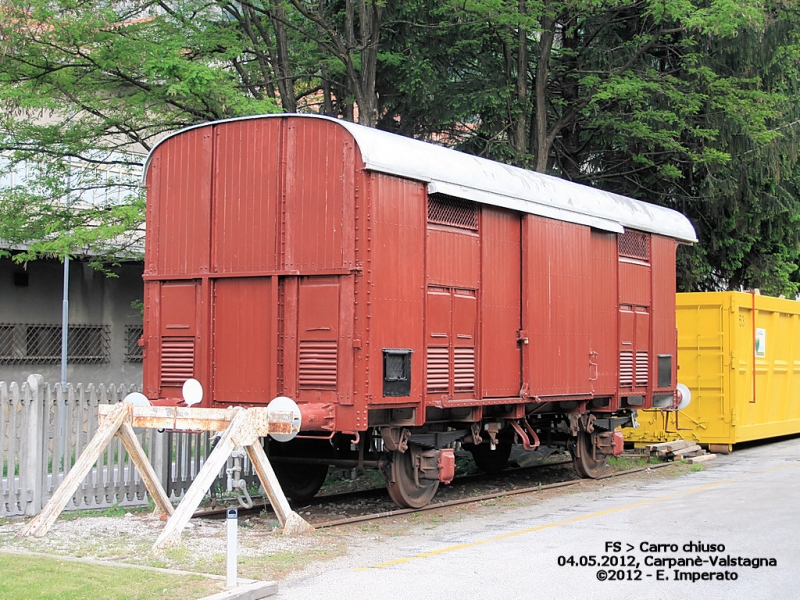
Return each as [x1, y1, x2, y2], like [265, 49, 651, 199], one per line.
[0, 553, 222, 600]
[240, 548, 340, 580]
[606, 454, 661, 472]
[455, 454, 480, 477]
[319, 468, 385, 496]
[60, 504, 151, 521]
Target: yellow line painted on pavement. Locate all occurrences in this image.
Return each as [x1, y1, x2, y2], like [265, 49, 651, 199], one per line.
[761, 461, 800, 474]
[356, 461, 800, 570]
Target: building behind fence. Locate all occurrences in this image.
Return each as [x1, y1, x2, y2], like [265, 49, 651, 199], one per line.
[1, 375, 256, 517]
[0, 257, 144, 387]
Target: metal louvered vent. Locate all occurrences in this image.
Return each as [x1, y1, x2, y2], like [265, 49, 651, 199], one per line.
[428, 194, 478, 230]
[299, 340, 337, 389]
[454, 347, 475, 392]
[620, 351, 634, 387]
[426, 346, 450, 393]
[160, 337, 194, 386]
[636, 351, 649, 387]
[618, 230, 650, 261]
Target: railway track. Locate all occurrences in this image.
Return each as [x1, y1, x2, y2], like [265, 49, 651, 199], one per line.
[194, 455, 675, 529]
[312, 460, 675, 528]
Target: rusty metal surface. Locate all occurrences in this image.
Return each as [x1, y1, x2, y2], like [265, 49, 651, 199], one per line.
[589, 230, 619, 402]
[296, 276, 341, 401]
[283, 119, 354, 272]
[368, 173, 426, 407]
[145, 127, 212, 276]
[650, 236, 679, 397]
[618, 261, 652, 307]
[425, 227, 480, 289]
[212, 120, 280, 274]
[154, 281, 199, 400]
[480, 206, 521, 398]
[212, 278, 274, 405]
[142, 114, 685, 431]
[523, 217, 592, 397]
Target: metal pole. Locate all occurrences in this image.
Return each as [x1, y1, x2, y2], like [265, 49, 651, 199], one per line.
[59, 148, 74, 449]
[60, 153, 73, 389]
[226, 507, 238, 588]
[60, 256, 69, 388]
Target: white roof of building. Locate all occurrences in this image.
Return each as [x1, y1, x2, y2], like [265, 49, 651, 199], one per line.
[143, 114, 697, 243]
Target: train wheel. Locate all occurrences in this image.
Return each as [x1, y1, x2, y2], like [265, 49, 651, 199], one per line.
[269, 438, 332, 503]
[572, 431, 607, 479]
[384, 446, 440, 508]
[465, 442, 512, 475]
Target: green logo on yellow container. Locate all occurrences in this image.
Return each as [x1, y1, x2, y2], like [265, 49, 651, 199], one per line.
[755, 328, 766, 358]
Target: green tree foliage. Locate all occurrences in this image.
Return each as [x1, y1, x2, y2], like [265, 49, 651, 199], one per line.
[1, 0, 798, 294]
[416, 0, 800, 294]
[0, 0, 280, 264]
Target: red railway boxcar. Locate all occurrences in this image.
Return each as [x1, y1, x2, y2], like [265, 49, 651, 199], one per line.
[141, 114, 697, 507]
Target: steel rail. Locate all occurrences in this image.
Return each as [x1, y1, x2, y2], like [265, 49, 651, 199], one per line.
[312, 461, 677, 529]
[192, 458, 574, 519]
[192, 459, 673, 523]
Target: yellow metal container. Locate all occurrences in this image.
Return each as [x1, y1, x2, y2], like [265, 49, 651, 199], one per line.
[626, 291, 800, 450]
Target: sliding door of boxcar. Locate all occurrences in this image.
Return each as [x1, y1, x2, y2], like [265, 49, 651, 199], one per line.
[480, 206, 521, 397]
[522, 216, 592, 396]
[590, 230, 619, 398]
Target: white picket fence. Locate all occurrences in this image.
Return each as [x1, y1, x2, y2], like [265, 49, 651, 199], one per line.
[1, 376, 256, 517]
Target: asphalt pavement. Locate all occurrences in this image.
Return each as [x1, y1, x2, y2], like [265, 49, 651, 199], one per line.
[275, 436, 800, 600]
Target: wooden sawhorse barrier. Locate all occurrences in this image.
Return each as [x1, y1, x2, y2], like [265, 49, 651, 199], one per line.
[17, 403, 313, 550]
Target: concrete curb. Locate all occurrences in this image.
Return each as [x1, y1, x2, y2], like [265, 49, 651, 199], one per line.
[198, 580, 278, 600]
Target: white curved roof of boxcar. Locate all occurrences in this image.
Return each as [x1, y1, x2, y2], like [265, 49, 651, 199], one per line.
[143, 114, 697, 243]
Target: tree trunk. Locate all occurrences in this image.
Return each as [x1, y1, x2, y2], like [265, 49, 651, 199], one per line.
[355, 0, 382, 127]
[287, 0, 382, 126]
[269, 0, 296, 113]
[532, 1, 555, 173]
[559, 16, 580, 181]
[510, 0, 529, 160]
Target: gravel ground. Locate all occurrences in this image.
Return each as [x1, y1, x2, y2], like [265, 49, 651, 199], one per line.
[0, 507, 335, 581]
[0, 452, 678, 583]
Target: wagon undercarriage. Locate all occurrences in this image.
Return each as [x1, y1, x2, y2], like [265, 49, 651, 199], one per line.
[268, 406, 632, 508]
